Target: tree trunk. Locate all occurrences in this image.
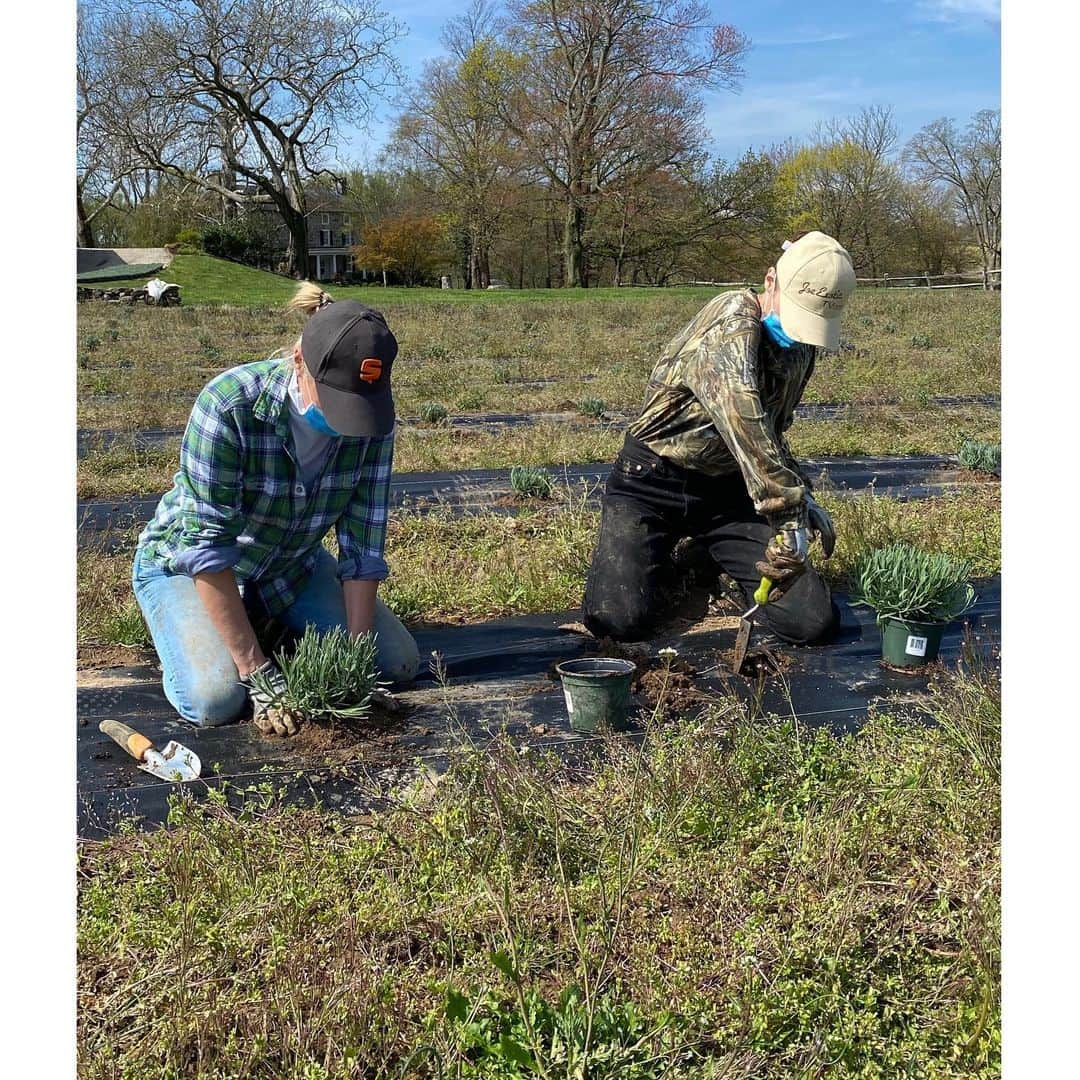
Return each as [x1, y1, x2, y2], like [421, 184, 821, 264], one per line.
[76, 190, 96, 248]
[277, 201, 308, 279]
[564, 198, 585, 288]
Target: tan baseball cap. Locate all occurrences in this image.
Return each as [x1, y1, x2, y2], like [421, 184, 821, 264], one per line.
[775, 231, 856, 349]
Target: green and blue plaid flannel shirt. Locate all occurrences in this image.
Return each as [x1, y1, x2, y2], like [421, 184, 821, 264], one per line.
[136, 358, 395, 617]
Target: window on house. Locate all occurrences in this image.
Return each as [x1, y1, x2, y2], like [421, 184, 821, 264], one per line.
[320, 213, 330, 225]
[342, 214, 352, 226]
[319, 229, 330, 247]
[343, 232, 353, 247]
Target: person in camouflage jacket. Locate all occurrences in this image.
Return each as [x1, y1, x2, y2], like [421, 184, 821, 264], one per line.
[583, 231, 856, 644]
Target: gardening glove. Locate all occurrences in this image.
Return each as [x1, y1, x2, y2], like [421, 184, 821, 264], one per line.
[241, 660, 304, 737]
[804, 494, 836, 559]
[755, 523, 809, 599]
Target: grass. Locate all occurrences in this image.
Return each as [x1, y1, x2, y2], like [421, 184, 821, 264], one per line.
[75, 406, 1001, 500]
[83, 253, 726, 307]
[78, 652, 1000, 1076]
[76, 289, 1000, 431]
[77, 489, 1000, 644]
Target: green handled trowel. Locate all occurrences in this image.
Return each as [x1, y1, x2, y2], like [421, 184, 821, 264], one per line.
[731, 574, 774, 674]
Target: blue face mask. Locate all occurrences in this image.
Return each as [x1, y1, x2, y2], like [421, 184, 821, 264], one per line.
[762, 312, 796, 350]
[299, 400, 340, 437]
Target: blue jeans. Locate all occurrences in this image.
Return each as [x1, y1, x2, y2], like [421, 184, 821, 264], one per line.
[132, 548, 421, 726]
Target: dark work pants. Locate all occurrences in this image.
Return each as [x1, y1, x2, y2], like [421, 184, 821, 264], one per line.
[583, 435, 839, 645]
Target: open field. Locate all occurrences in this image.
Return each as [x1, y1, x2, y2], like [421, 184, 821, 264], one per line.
[78, 487, 1001, 649]
[77, 287, 1000, 435]
[76, 403, 1000, 499]
[78, 650, 1000, 1077]
[76, 273, 1001, 1075]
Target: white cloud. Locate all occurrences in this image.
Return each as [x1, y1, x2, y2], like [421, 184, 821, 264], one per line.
[917, 0, 1001, 22]
[753, 31, 857, 47]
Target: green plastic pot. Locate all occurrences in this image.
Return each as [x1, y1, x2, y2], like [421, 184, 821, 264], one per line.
[879, 616, 946, 669]
[555, 657, 636, 733]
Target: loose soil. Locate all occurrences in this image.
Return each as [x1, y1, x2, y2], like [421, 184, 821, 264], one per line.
[270, 702, 415, 767]
[582, 637, 709, 719]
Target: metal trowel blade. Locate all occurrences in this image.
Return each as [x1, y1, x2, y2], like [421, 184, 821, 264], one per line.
[138, 741, 202, 782]
[731, 603, 759, 674]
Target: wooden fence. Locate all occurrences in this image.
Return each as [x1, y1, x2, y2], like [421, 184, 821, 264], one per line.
[856, 269, 1001, 290]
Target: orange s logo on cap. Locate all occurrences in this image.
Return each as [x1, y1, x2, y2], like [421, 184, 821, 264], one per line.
[359, 358, 382, 383]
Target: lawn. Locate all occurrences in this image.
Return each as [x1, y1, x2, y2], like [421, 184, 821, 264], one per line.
[83, 252, 727, 307]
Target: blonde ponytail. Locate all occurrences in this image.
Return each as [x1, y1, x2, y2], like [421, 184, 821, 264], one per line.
[288, 281, 334, 317]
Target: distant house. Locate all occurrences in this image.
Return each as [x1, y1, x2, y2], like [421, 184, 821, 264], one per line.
[296, 189, 357, 282]
[239, 184, 360, 281]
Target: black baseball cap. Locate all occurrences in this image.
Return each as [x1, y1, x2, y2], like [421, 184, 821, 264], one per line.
[300, 300, 398, 437]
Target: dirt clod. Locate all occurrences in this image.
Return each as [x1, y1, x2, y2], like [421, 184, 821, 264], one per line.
[582, 638, 707, 719]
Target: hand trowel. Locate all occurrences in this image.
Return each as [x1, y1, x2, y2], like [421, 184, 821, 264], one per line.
[731, 575, 774, 674]
[98, 720, 202, 782]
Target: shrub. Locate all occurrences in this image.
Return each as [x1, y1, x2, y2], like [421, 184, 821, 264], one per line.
[418, 401, 450, 424]
[577, 397, 607, 418]
[510, 466, 554, 499]
[851, 543, 975, 624]
[200, 218, 279, 269]
[173, 226, 203, 254]
[911, 332, 933, 348]
[255, 626, 380, 721]
[958, 439, 1001, 474]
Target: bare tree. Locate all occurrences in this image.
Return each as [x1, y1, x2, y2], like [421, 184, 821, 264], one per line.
[77, 6, 139, 247]
[92, 0, 403, 276]
[495, 0, 749, 287]
[390, 1, 519, 289]
[905, 109, 1001, 286]
[777, 106, 901, 276]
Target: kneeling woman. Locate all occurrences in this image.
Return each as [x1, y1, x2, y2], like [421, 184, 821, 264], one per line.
[583, 231, 856, 646]
[133, 283, 420, 735]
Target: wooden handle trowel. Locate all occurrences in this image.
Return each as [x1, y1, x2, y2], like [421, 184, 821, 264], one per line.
[98, 720, 202, 782]
[731, 575, 774, 674]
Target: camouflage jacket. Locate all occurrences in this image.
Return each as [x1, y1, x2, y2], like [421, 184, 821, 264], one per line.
[627, 289, 816, 522]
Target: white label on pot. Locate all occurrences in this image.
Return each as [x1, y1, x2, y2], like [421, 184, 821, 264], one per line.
[905, 635, 928, 657]
[563, 689, 574, 714]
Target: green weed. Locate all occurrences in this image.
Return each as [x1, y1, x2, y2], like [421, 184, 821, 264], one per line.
[78, 669, 1001, 1077]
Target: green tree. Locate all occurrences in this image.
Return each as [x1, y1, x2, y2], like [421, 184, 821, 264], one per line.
[775, 107, 902, 276]
[391, 1, 520, 289]
[353, 215, 450, 286]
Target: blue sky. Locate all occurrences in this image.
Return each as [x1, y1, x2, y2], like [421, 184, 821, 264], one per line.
[343, 0, 999, 167]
